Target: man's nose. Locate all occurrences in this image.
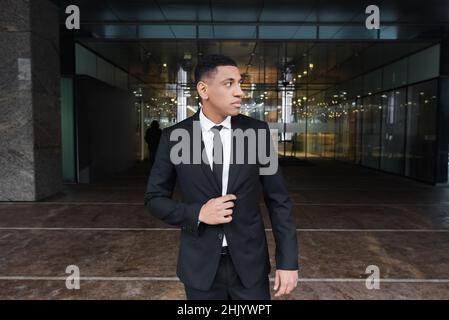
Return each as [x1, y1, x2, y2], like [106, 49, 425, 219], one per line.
[234, 85, 243, 97]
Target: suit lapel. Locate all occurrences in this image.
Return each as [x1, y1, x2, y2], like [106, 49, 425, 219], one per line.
[190, 110, 222, 195]
[189, 110, 247, 196]
[226, 115, 245, 194]
[199, 137, 222, 195]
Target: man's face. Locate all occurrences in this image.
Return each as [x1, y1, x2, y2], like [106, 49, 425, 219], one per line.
[199, 65, 243, 117]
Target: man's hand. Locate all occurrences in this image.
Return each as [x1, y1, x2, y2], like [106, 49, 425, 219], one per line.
[198, 194, 236, 225]
[273, 270, 298, 297]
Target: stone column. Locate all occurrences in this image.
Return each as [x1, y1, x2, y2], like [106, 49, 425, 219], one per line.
[0, 0, 62, 200]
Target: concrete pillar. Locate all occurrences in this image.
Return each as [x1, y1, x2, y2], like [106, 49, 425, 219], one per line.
[0, 0, 62, 200]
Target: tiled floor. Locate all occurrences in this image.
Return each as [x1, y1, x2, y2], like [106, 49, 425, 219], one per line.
[1, 160, 449, 299]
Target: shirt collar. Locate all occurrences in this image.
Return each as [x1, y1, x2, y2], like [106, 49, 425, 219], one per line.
[199, 107, 231, 131]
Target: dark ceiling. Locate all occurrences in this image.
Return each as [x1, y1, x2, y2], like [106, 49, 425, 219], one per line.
[56, 0, 449, 41]
[55, 0, 444, 92]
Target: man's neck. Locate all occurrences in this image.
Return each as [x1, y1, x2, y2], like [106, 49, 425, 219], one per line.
[202, 106, 226, 124]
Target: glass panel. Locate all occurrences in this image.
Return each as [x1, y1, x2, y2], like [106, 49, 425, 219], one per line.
[259, 26, 316, 39]
[114, 68, 128, 90]
[379, 26, 433, 40]
[240, 89, 276, 121]
[214, 26, 257, 39]
[61, 77, 76, 182]
[361, 94, 382, 169]
[380, 26, 399, 40]
[241, 88, 283, 157]
[380, 89, 406, 174]
[319, 26, 378, 40]
[307, 100, 335, 158]
[90, 25, 136, 39]
[125, 40, 439, 174]
[135, 99, 143, 161]
[97, 58, 114, 86]
[172, 25, 197, 39]
[408, 44, 440, 83]
[279, 86, 294, 157]
[75, 44, 96, 78]
[335, 100, 357, 161]
[383, 59, 407, 91]
[260, 26, 295, 39]
[139, 25, 176, 39]
[405, 80, 438, 182]
[292, 26, 317, 39]
[355, 98, 363, 164]
[363, 69, 382, 95]
[268, 122, 285, 157]
[285, 122, 306, 158]
[198, 25, 214, 38]
[286, 96, 307, 159]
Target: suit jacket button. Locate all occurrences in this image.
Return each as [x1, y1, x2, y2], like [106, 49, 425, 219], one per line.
[218, 233, 223, 240]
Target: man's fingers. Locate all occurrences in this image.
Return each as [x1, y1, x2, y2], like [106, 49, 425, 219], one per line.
[273, 272, 280, 291]
[273, 271, 298, 297]
[223, 209, 233, 216]
[275, 278, 297, 297]
[222, 201, 234, 209]
[219, 215, 232, 224]
[285, 282, 296, 295]
[275, 282, 288, 297]
[217, 201, 234, 210]
[220, 194, 237, 202]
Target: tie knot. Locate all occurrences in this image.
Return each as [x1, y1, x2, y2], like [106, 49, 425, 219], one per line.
[212, 125, 223, 132]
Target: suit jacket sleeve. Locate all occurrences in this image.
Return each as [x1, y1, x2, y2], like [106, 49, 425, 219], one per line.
[259, 122, 299, 270]
[144, 128, 202, 236]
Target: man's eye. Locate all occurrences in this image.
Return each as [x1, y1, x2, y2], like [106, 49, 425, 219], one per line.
[225, 82, 232, 87]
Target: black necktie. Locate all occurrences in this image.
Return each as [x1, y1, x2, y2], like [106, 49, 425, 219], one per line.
[211, 125, 224, 191]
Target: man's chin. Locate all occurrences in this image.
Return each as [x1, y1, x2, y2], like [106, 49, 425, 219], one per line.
[229, 107, 241, 115]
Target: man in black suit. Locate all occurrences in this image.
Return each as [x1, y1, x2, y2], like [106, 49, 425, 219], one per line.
[144, 54, 298, 300]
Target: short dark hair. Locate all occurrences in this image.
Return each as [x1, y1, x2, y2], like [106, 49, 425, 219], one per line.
[194, 54, 238, 84]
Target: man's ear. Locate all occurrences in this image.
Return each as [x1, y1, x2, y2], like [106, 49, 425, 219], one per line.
[197, 81, 208, 100]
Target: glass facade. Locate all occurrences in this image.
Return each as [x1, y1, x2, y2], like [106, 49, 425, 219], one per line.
[335, 100, 357, 162]
[361, 94, 382, 169]
[60, 77, 76, 183]
[405, 81, 438, 182]
[380, 89, 407, 174]
[126, 42, 440, 182]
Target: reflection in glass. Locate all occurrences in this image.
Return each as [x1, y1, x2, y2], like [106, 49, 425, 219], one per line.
[380, 89, 406, 174]
[405, 80, 438, 182]
[307, 97, 335, 158]
[335, 100, 357, 162]
[361, 94, 382, 169]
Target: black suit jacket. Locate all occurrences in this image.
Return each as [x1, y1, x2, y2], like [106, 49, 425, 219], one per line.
[144, 110, 299, 291]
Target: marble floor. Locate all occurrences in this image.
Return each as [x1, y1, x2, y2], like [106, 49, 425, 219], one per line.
[1, 160, 449, 299]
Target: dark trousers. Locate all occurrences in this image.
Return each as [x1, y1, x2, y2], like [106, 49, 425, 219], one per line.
[184, 247, 271, 300]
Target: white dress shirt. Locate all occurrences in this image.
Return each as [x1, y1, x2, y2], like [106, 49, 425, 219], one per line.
[199, 108, 231, 247]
